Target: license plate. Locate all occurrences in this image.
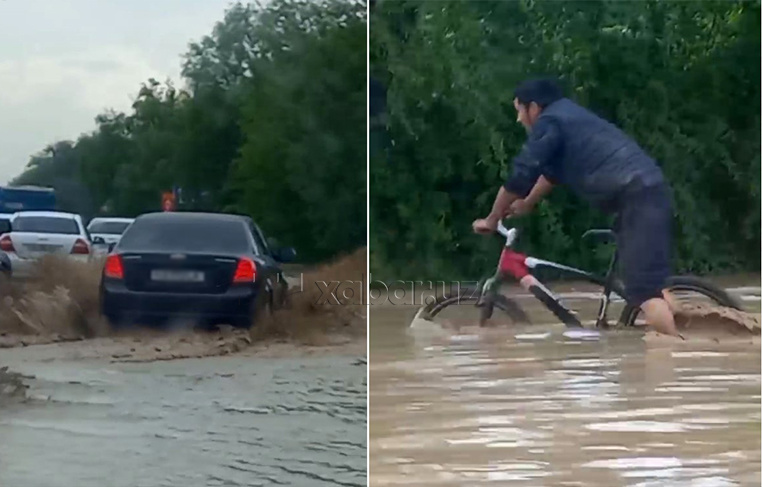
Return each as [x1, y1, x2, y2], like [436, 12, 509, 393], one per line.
[150, 269, 205, 283]
[27, 243, 62, 252]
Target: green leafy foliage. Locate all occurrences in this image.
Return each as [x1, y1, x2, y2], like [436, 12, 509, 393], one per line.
[370, 0, 760, 281]
[12, 0, 366, 264]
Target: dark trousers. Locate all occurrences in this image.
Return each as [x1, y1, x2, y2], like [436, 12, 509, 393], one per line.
[614, 183, 674, 307]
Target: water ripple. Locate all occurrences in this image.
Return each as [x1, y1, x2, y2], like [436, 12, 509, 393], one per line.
[370, 322, 760, 486]
[0, 355, 366, 487]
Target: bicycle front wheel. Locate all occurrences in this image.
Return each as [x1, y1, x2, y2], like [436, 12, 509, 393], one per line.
[618, 275, 744, 327]
[421, 285, 531, 327]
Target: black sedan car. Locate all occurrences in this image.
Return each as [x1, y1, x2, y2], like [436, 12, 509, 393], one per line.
[100, 212, 296, 328]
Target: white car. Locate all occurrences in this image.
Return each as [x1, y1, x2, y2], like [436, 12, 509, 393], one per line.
[0, 211, 93, 276]
[87, 217, 134, 252]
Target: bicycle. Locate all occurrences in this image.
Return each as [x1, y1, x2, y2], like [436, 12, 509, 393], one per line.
[416, 218, 744, 330]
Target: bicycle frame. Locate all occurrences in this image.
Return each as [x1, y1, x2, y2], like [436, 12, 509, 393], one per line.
[479, 220, 624, 329]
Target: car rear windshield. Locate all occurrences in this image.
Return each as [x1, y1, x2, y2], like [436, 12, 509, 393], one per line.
[89, 221, 131, 235]
[13, 216, 79, 235]
[118, 217, 252, 254]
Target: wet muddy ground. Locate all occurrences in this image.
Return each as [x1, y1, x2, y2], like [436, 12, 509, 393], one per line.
[0, 348, 366, 487]
[0, 249, 368, 487]
[369, 282, 761, 486]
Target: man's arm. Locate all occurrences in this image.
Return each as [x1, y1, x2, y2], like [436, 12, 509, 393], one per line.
[485, 186, 517, 226]
[503, 117, 561, 198]
[525, 175, 555, 206]
[478, 118, 561, 229]
[509, 175, 555, 216]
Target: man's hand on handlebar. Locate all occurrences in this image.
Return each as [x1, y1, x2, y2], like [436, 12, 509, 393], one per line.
[472, 212, 509, 235]
[472, 217, 496, 235]
[473, 205, 523, 235]
[509, 198, 535, 216]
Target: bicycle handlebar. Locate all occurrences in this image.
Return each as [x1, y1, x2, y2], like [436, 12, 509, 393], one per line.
[496, 219, 517, 247]
[496, 220, 511, 237]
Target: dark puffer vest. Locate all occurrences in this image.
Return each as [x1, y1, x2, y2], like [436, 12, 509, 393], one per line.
[504, 98, 666, 213]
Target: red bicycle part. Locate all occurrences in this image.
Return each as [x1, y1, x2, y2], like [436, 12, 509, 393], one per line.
[499, 248, 529, 280]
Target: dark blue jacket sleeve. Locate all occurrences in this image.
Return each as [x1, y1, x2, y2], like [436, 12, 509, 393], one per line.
[503, 117, 562, 198]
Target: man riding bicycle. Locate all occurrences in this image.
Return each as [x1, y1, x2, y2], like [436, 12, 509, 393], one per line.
[472, 78, 681, 338]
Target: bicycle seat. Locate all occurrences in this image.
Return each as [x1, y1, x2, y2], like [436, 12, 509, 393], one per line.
[582, 228, 616, 243]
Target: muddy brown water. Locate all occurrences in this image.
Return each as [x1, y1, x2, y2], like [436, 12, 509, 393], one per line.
[369, 284, 761, 486]
[0, 342, 366, 487]
[0, 249, 369, 486]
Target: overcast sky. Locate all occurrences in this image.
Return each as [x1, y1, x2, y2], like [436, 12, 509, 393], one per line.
[0, 0, 235, 183]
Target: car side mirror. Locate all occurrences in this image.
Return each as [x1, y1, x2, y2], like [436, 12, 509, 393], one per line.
[92, 236, 106, 245]
[275, 246, 297, 263]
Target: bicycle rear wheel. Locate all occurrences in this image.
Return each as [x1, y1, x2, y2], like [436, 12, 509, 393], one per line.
[618, 275, 744, 326]
[421, 285, 531, 327]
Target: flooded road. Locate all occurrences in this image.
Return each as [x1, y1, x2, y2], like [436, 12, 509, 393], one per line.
[0, 344, 366, 487]
[369, 285, 761, 486]
[0, 248, 368, 486]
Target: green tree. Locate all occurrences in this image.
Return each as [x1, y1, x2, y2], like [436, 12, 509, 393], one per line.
[233, 0, 367, 261]
[371, 0, 760, 281]
[13, 0, 366, 264]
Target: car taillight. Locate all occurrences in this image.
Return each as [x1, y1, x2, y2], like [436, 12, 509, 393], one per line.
[71, 238, 90, 255]
[104, 254, 124, 279]
[233, 257, 257, 283]
[0, 235, 13, 252]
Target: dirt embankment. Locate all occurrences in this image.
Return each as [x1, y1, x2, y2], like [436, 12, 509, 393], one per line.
[0, 248, 367, 362]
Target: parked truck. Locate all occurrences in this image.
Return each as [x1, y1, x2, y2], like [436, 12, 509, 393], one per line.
[0, 186, 56, 214]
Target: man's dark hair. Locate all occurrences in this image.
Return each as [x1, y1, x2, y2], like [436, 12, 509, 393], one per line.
[513, 78, 563, 109]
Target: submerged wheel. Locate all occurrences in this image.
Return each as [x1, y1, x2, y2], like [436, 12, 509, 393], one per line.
[618, 275, 743, 327]
[421, 285, 531, 326]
